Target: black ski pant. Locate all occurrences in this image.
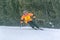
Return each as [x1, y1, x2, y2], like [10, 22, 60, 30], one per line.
[28, 21, 39, 29]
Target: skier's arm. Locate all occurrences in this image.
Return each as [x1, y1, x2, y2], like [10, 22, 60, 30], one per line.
[29, 13, 36, 18]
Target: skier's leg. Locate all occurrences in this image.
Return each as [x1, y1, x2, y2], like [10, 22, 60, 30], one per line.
[28, 21, 43, 30]
[28, 21, 37, 30]
[31, 21, 39, 29]
[31, 21, 43, 30]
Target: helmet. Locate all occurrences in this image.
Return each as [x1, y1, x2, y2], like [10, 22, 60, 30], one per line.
[23, 10, 28, 13]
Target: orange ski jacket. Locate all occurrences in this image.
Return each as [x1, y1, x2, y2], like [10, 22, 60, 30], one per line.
[21, 13, 33, 24]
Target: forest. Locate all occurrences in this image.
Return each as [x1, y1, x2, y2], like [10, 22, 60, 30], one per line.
[0, 0, 60, 28]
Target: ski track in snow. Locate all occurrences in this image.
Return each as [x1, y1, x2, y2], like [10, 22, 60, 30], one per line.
[0, 26, 60, 40]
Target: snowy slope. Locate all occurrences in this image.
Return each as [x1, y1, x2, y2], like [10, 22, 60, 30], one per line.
[0, 26, 60, 40]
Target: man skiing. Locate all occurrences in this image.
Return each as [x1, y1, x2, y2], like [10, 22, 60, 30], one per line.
[20, 10, 42, 30]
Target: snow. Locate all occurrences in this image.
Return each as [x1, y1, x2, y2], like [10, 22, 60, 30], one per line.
[0, 26, 60, 40]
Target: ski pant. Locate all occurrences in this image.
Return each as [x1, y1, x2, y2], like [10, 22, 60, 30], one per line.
[28, 21, 39, 29]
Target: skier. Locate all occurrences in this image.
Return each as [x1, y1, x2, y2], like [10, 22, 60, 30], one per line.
[20, 10, 42, 30]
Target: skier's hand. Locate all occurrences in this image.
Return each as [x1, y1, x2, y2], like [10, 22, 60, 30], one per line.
[20, 21, 23, 24]
[33, 16, 36, 18]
